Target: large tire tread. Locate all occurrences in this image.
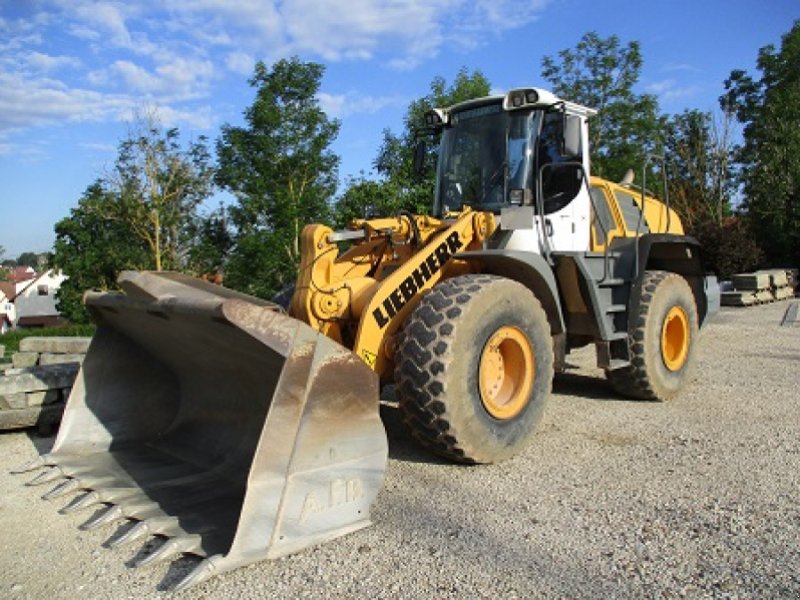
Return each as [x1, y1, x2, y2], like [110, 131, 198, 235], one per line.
[607, 270, 698, 401]
[396, 274, 552, 463]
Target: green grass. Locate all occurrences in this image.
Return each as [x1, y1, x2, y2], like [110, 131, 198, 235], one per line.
[0, 324, 96, 356]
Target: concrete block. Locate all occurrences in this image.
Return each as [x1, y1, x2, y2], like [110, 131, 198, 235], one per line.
[0, 364, 80, 395]
[19, 336, 92, 354]
[721, 291, 757, 306]
[768, 270, 789, 288]
[12, 352, 39, 368]
[39, 353, 85, 366]
[27, 389, 61, 407]
[0, 392, 27, 409]
[732, 272, 771, 291]
[0, 402, 64, 431]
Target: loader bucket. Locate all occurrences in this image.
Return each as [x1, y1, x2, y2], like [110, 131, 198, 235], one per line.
[15, 271, 387, 590]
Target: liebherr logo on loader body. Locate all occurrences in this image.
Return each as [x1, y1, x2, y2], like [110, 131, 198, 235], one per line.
[372, 231, 462, 329]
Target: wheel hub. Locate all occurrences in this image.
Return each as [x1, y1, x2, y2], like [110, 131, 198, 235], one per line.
[661, 305, 689, 371]
[479, 326, 534, 420]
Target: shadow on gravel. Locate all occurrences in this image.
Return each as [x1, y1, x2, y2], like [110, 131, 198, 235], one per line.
[24, 429, 57, 455]
[379, 402, 453, 465]
[552, 372, 626, 403]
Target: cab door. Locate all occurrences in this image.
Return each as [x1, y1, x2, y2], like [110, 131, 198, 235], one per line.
[537, 112, 590, 252]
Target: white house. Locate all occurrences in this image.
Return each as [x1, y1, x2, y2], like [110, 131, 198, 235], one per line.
[13, 269, 68, 328]
[0, 269, 68, 329]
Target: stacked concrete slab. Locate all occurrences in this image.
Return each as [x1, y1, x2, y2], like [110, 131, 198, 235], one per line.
[722, 269, 798, 306]
[0, 337, 91, 433]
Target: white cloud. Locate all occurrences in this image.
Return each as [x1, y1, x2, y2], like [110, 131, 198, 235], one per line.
[1, 0, 551, 138]
[166, 0, 549, 71]
[0, 71, 212, 133]
[646, 78, 702, 102]
[318, 91, 407, 119]
[225, 52, 255, 76]
[25, 52, 82, 72]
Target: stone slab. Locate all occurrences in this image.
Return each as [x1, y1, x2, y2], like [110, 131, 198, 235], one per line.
[19, 336, 92, 354]
[767, 270, 789, 288]
[39, 353, 85, 366]
[0, 402, 64, 432]
[0, 364, 80, 395]
[721, 291, 757, 306]
[732, 272, 771, 291]
[26, 389, 61, 407]
[12, 352, 39, 368]
[0, 392, 27, 410]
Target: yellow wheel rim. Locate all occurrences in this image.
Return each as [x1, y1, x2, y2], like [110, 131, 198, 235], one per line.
[479, 326, 534, 420]
[661, 305, 690, 371]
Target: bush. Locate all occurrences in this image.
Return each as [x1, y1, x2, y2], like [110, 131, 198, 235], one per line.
[689, 217, 764, 279]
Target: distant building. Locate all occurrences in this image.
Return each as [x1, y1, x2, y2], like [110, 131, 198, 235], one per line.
[0, 268, 68, 330]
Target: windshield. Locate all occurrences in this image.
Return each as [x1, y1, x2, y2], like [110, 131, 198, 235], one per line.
[433, 104, 540, 216]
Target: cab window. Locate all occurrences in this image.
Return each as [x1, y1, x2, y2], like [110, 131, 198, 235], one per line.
[538, 113, 583, 214]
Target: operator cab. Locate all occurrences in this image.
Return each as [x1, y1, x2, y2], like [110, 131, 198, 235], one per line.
[426, 88, 596, 253]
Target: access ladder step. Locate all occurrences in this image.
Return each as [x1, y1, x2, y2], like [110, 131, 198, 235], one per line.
[605, 304, 626, 314]
[607, 358, 631, 370]
[598, 278, 627, 287]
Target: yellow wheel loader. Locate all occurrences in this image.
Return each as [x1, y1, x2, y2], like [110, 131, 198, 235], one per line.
[15, 87, 719, 590]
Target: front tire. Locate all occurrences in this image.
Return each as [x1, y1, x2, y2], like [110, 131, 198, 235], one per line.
[395, 274, 553, 464]
[607, 270, 698, 400]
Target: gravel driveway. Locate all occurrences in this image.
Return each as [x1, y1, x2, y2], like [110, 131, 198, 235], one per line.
[1, 302, 798, 599]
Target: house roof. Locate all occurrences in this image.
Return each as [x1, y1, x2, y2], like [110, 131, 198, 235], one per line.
[9, 266, 36, 283]
[0, 281, 15, 301]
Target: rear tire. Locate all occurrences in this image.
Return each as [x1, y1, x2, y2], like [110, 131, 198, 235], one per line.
[395, 274, 553, 464]
[607, 270, 698, 400]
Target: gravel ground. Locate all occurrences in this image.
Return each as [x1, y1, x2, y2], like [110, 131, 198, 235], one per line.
[1, 301, 799, 599]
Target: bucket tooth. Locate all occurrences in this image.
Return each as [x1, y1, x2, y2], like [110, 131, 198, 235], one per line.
[26, 467, 62, 486]
[60, 490, 101, 514]
[136, 535, 203, 568]
[81, 505, 124, 530]
[10, 455, 49, 474]
[108, 520, 150, 549]
[172, 556, 219, 592]
[42, 479, 80, 501]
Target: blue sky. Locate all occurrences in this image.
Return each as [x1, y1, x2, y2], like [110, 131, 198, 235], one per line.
[0, 0, 797, 258]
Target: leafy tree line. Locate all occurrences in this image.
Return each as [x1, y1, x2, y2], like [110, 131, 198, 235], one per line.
[51, 23, 800, 322]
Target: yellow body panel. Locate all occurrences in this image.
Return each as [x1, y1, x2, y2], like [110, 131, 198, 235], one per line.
[290, 209, 496, 378]
[589, 177, 684, 252]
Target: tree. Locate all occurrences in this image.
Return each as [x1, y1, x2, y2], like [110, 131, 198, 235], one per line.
[663, 108, 737, 230]
[16, 252, 40, 268]
[722, 20, 800, 267]
[101, 114, 215, 271]
[216, 57, 340, 299]
[334, 175, 405, 228]
[185, 203, 233, 278]
[51, 182, 150, 323]
[541, 32, 662, 183]
[366, 68, 491, 215]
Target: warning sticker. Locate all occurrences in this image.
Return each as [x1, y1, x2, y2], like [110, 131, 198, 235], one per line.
[361, 350, 377, 368]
